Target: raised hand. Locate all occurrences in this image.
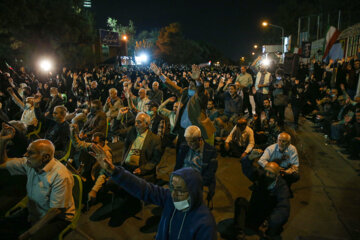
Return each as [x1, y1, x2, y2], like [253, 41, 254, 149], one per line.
[150, 63, 161, 76]
[191, 64, 201, 80]
[169, 96, 177, 102]
[0, 123, 15, 142]
[90, 144, 115, 174]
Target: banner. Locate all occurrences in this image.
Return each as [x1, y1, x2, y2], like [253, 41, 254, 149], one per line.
[99, 29, 120, 46]
[301, 41, 311, 58]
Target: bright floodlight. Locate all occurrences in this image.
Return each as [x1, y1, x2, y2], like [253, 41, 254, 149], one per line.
[39, 59, 52, 72]
[123, 35, 127, 40]
[135, 53, 149, 65]
[261, 58, 270, 66]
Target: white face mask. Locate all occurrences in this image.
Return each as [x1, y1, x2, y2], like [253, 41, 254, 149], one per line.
[173, 198, 190, 211]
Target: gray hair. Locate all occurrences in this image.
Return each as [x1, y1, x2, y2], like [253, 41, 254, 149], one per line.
[184, 125, 201, 138]
[136, 112, 151, 125]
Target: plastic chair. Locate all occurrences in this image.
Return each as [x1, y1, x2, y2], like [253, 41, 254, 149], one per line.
[59, 140, 72, 163]
[105, 118, 110, 139]
[26, 122, 42, 139]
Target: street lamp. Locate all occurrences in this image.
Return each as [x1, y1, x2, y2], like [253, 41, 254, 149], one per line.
[262, 21, 284, 53]
[122, 35, 128, 56]
[251, 52, 255, 56]
[254, 44, 258, 49]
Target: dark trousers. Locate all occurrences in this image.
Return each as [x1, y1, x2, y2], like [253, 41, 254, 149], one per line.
[221, 141, 245, 157]
[349, 138, 360, 158]
[234, 197, 283, 237]
[0, 209, 69, 240]
[242, 90, 252, 116]
[273, 105, 285, 127]
[291, 104, 301, 126]
[255, 93, 268, 114]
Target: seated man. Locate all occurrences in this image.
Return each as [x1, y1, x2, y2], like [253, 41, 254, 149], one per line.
[45, 87, 64, 116]
[146, 101, 167, 140]
[127, 87, 150, 113]
[90, 145, 217, 240]
[234, 149, 290, 239]
[122, 112, 162, 182]
[103, 88, 123, 122]
[70, 125, 112, 200]
[258, 132, 299, 194]
[0, 131, 75, 240]
[175, 126, 218, 203]
[222, 118, 255, 158]
[80, 99, 107, 141]
[147, 81, 163, 105]
[34, 94, 70, 158]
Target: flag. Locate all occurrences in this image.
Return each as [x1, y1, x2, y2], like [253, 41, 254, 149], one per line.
[322, 26, 341, 60]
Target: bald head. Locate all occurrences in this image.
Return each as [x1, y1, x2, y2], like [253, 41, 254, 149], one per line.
[31, 139, 55, 159]
[278, 132, 291, 151]
[265, 162, 280, 176]
[25, 139, 55, 170]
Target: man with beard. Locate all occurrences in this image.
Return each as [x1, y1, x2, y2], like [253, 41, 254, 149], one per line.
[234, 149, 290, 240]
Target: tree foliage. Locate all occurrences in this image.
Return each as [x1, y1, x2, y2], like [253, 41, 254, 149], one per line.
[107, 18, 136, 56]
[155, 22, 231, 64]
[0, 0, 96, 67]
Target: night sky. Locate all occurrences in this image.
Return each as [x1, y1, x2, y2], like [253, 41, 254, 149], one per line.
[93, 0, 279, 60]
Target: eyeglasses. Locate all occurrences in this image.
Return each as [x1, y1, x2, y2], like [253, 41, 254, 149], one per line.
[169, 186, 188, 194]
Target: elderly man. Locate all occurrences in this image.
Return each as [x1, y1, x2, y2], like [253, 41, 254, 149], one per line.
[122, 112, 162, 182]
[258, 132, 300, 194]
[147, 81, 164, 105]
[175, 125, 218, 204]
[90, 144, 217, 240]
[34, 94, 70, 158]
[234, 149, 290, 240]
[127, 87, 150, 113]
[223, 118, 255, 158]
[0, 130, 75, 240]
[103, 88, 123, 121]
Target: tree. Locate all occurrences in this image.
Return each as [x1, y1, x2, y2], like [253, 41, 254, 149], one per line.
[0, 0, 96, 68]
[107, 18, 136, 56]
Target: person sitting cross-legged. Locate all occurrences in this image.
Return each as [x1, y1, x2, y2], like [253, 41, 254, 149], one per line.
[258, 132, 299, 196]
[234, 149, 290, 240]
[222, 118, 255, 158]
[175, 125, 218, 204]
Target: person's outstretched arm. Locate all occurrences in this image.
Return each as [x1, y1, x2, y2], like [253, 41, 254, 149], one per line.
[90, 145, 169, 207]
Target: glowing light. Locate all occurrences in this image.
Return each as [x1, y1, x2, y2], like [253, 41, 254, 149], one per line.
[39, 59, 52, 72]
[122, 35, 127, 40]
[252, 52, 255, 56]
[261, 58, 270, 66]
[262, 21, 268, 27]
[135, 53, 149, 65]
[254, 45, 258, 49]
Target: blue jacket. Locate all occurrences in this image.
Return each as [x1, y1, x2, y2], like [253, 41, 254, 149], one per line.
[175, 142, 218, 199]
[111, 167, 217, 240]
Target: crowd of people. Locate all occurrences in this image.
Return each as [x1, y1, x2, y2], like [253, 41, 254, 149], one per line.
[0, 54, 359, 239]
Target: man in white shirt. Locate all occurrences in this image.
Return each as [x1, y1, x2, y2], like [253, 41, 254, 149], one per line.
[222, 118, 255, 158]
